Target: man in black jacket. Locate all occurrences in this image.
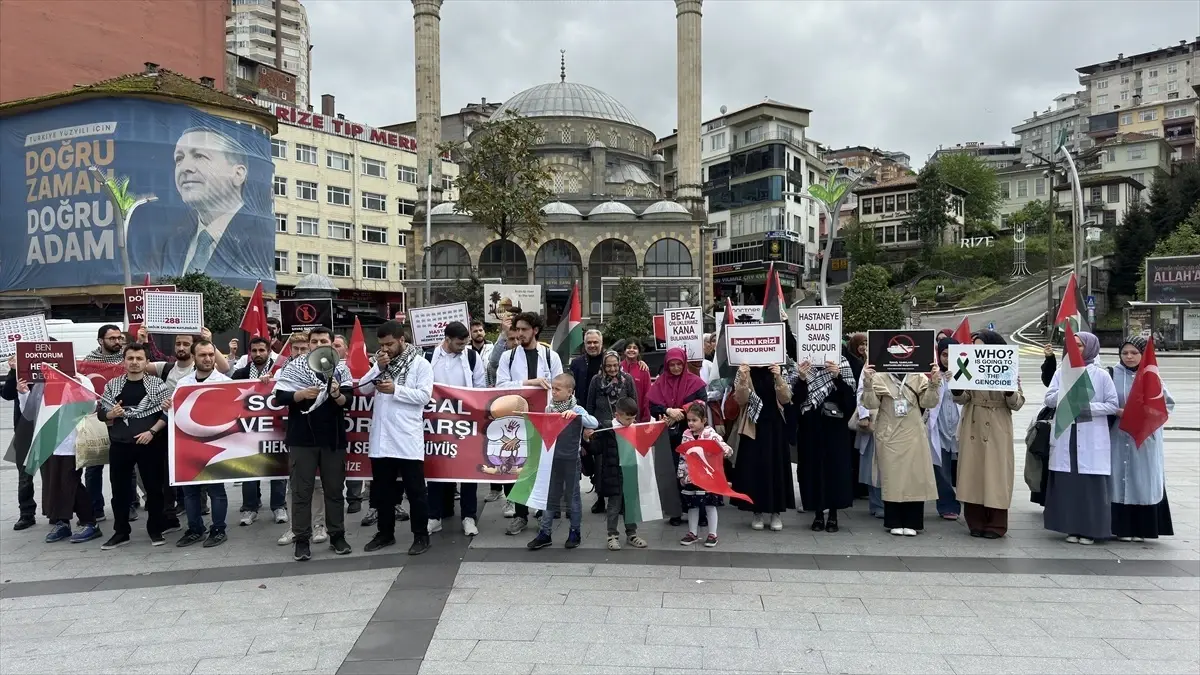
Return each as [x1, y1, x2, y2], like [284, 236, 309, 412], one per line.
[2, 356, 37, 530]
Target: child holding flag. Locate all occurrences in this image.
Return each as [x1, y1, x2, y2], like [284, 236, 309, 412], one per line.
[526, 374, 597, 551]
[605, 397, 649, 551]
[678, 402, 733, 547]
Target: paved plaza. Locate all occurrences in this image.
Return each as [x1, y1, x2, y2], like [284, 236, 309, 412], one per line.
[1, 351, 1197, 674]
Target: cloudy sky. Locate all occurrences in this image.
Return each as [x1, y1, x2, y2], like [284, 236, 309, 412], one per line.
[308, 0, 1197, 167]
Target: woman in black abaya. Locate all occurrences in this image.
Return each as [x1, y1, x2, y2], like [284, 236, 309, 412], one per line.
[730, 363, 796, 531]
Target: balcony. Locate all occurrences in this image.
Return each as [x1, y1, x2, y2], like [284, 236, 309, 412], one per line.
[1165, 126, 1195, 145]
[731, 130, 805, 152]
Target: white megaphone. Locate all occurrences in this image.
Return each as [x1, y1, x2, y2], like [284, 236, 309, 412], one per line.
[306, 345, 339, 377]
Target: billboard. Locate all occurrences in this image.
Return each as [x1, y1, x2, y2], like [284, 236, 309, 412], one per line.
[1, 98, 275, 293]
[1145, 255, 1200, 303]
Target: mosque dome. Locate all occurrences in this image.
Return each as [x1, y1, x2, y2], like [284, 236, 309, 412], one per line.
[587, 201, 637, 217]
[490, 81, 641, 127]
[540, 201, 583, 216]
[641, 201, 690, 216]
[430, 202, 466, 216]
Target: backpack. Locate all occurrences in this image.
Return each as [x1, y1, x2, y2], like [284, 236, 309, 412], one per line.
[426, 348, 476, 371]
[507, 344, 545, 373]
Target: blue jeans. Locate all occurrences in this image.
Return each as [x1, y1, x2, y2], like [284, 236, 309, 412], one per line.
[868, 485, 884, 517]
[934, 451, 959, 516]
[428, 483, 478, 520]
[184, 484, 227, 534]
[538, 458, 582, 535]
[86, 466, 139, 517]
[240, 479, 287, 512]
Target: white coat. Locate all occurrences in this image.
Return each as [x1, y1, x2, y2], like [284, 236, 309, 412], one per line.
[359, 357, 434, 461]
[430, 345, 485, 389]
[1044, 363, 1119, 476]
[495, 343, 563, 388]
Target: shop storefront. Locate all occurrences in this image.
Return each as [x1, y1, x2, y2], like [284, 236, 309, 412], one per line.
[713, 231, 805, 305]
[1123, 301, 1200, 350]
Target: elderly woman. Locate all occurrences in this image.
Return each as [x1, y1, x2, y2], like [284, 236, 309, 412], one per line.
[649, 347, 707, 526]
[1043, 330, 1119, 545]
[585, 351, 637, 515]
[952, 330, 1025, 538]
[1110, 335, 1175, 542]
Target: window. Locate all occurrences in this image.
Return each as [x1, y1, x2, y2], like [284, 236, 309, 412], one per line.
[1167, 106, 1190, 119]
[1120, 113, 1133, 125]
[362, 259, 387, 280]
[362, 191, 386, 212]
[327, 150, 351, 172]
[873, 197, 883, 212]
[273, 176, 287, 196]
[884, 226, 895, 244]
[361, 224, 387, 244]
[1148, 69, 1158, 79]
[361, 157, 386, 179]
[1167, 92, 1180, 100]
[1120, 74, 1129, 84]
[296, 180, 317, 201]
[862, 198, 873, 215]
[1103, 210, 1117, 228]
[327, 256, 351, 278]
[1132, 172, 1145, 185]
[1107, 149, 1116, 163]
[295, 143, 317, 164]
[1147, 85, 1159, 96]
[1095, 80, 1108, 90]
[1120, 90, 1129, 102]
[274, 250, 288, 273]
[1167, 81, 1178, 92]
[1167, 63, 1178, 75]
[327, 185, 351, 206]
[397, 263, 406, 280]
[297, 253, 319, 275]
[1107, 184, 1120, 203]
[1017, 180, 1028, 198]
[1096, 94, 1107, 106]
[398, 164, 418, 184]
[397, 232, 408, 247]
[271, 139, 287, 159]
[884, 195, 895, 212]
[295, 216, 318, 236]
[1035, 178, 1046, 196]
[442, 175, 454, 191]
[897, 193, 908, 211]
[1000, 182, 1010, 199]
[327, 220, 351, 240]
[397, 199, 416, 216]
[275, 213, 288, 233]
[1140, 109, 1158, 123]
[743, 126, 764, 145]
[710, 133, 725, 151]
[1128, 147, 1146, 161]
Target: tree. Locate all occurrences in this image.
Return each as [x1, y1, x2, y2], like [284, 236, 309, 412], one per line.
[444, 272, 486, 324]
[908, 163, 953, 262]
[1009, 199, 1050, 233]
[931, 153, 1001, 236]
[1110, 201, 1155, 297]
[1107, 162, 1200, 300]
[438, 112, 554, 245]
[843, 264, 905, 333]
[157, 271, 243, 333]
[1136, 204, 1200, 298]
[603, 277, 653, 346]
[841, 216, 879, 266]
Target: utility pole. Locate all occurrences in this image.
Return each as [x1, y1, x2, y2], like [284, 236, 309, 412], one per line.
[1030, 130, 1081, 341]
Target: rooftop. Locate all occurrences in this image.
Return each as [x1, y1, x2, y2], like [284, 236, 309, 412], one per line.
[489, 81, 641, 128]
[1076, 38, 1199, 76]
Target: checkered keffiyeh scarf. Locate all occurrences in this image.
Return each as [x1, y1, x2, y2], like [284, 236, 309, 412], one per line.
[84, 348, 124, 364]
[381, 343, 421, 386]
[102, 374, 168, 419]
[802, 357, 856, 414]
[247, 357, 275, 380]
[549, 395, 576, 414]
[275, 357, 351, 414]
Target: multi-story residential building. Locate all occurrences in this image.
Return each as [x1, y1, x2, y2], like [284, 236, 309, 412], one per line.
[823, 146, 911, 185]
[853, 176, 966, 264]
[1077, 38, 1198, 163]
[224, 51, 298, 104]
[385, 98, 503, 162]
[227, 0, 311, 109]
[1012, 93, 1087, 163]
[263, 95, 458, 314]
[930, 141, 1022, 170]
[994, 164, 1054, 232]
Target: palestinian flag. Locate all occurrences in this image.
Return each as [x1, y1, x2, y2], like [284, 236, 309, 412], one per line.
[24, 366, 98, 476]
[716, 297, 736, 381]
[1052, 322, 1095, 438]
[614, 420, 681, 521]
[762, 262, 787, 324]
[507, 412, 575, 511]
[550, 282, 582, 366]
[1054, 273, 1090, 333]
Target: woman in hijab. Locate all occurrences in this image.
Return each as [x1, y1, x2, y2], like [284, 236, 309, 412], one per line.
[930, 337, 962, 521]
[620, 339, 652, 423]
[795, 355, 857, 532]
[845, 333, 870, 500]
[585, 351, 637, 515]
[1043, 330, 1119, 544]
[648, 347, 707, 527]
[730, 363, 795, 531]
[952, 330, 1025, 538]
[1109, 335, 1175, 542]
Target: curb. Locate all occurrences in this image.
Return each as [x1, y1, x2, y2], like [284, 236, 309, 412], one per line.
[924, 257, 1103, 317]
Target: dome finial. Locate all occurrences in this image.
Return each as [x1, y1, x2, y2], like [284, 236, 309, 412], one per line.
[559, 49, 566, 83]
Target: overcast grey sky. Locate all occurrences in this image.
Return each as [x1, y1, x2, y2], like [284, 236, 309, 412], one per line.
[307, 0, 1198, 167]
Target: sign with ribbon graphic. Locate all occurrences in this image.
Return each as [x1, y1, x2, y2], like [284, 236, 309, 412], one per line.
[949, 344, 1019, 391]
[867, 329, 935, 374]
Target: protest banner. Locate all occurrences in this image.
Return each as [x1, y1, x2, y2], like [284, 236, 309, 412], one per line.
[725, 323, 788, 366]
[663, 307, 704, 360]
[16, 342, 75, 382]
[868, 329, 936, 374]
[409, 302, 470, 347]
[949, 344, 1020, 391]
[484, 284, 542, 323]
[794, 305, 842, 365]
[124, 284, 176, 332]
[280, 298, 334, 333]
[0, 314, 49, 358]
[167, 382, 546, 486]
[716, 305, 763, 327]
[143, 291, 204, 334]
[652, 315, 668, 350]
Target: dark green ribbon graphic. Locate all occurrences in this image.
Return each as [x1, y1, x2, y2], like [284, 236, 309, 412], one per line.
[954, 356, 972, 381]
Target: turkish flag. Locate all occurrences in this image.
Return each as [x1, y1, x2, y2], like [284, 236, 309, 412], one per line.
[952, 317, 972, 344]
[240, 281, 271, 339]
[347, 317, 371, 380]
[675, 438, 752, 504]
[1118, 337, 1170, 448]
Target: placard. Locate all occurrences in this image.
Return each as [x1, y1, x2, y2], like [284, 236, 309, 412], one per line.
[16, 341, 75, 382]
[725, 322, 788, 366]
[717, 305, 763, 327]
[124, 284, 176, 328]
[143, 292, 205, 334]
[484, 284, 542, 323]
[280, 298, 334, 334]
[948, 344, 1019, 391]
[0, 314, 49, 358]
[409, 302, 471, 347]
[663, 306, 704, 360]
[794, 306, 842, 365]
[652, 315, 668, 350]
[868, 329, 936, 374]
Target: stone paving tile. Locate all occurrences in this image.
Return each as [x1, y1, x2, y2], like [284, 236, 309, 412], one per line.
[767, 568, 865, 584]
[1071, 602, 1198, 621]
[433, 619, 541, 642]
[1150, 577, 1200, 591]
[637, 578, 736, 594]
[452, 573, 549, 589]
[1033, 617, 1200, 640]
[725, 580, 828, 597]
[705, 609, 819, 630]
[870, 632, 999, 656]
[1105, 638, 1200, 661]
[1046, 574, 1162, 589]
[1083, 659, 1200, 674]
[418, 662, 532, 675]
[537, 622, 649, 644]
[1121, 589, 1200, 605]
[984, 636, 1125, 660]
[467, 640, 582, 665]
[565, 589, 665, 607]
[815, 613, 932, 634]
[861, 598, 976, 617]
[700, 646, 829, 672]
[678, 566, 771, 581]
[128, 636, 254, 664]
[924, 616, 1049, 637]
[663, 592, 762, 611]
[591, 563, 683, 579]
[466, 587, 569, 605]
[820, 651, 954, 674]
[546, 575, 639, 591]
[532, 667, 656, 675]
[421, 639, 479, 662]
[760, 595, 866, 614]
[581, 644, 695, 669]
[607, 606, 713, 627]
[646, 625, 758, 648]
[941, 654, 1085, 674]
[962, 599, 1085, 619]
[948, 572, 1059, 587]
[193, 651, 321, 674]
[825, 583, 933, 599]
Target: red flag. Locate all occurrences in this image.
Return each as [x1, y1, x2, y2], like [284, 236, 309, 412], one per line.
[613, 420, 667, 454]
[525, 411, 575, 448]
[347, 317, 371, 380]
[952, 317, 972, 344]
[142, 273, 151, 285]
[1054, 274, 1083, 331]
[1118, 337, 1169, 447]
[77, 360, 125, 392]
[762, 262, 786, 324]
[675, 438, 752, 503]
[240, 281, 271, 340]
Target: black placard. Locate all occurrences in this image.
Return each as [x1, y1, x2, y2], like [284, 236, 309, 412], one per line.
[280, 298, 334, 334]
[867, 329, 936, 374]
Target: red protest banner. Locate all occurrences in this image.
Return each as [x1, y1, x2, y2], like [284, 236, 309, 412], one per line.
[16, 342, 75, 382]
[124, 284, 176, 328]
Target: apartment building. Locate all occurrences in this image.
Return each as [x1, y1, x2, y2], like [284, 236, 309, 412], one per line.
[853, 176, 966, 263]
[823, 146, 912, 185]
[385, 98, 504, 163]
[929, 142, 1022, 170]
[264, 95, 458, 313]
[1012, 93, 1087, 164]
[227, 0, 311, 109]
[225, 51, 297, 104]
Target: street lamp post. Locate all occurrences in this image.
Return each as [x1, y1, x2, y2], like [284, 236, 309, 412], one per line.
[89, 166, 157, 287]
[782, 163, 873, 307]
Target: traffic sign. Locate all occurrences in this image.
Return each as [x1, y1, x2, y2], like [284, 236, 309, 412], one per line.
[987, 322, 995, 331]
[1086, 295, 1096, 308]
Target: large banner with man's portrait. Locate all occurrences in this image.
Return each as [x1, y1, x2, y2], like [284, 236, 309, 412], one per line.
[0, 98, 275, 292]
[167, 382, 549, 486]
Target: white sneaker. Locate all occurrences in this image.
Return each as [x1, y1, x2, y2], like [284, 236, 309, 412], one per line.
[1132, 537, 1145, 542]
[502, 500, 516, 518]
[751, 514, 765, 531]
[313, 525, 328, 544]
[1078, 537, 1094, 545]
[769, 514, 783, 531]
[485, 490, 502, 503]
[273, 508, 288, 524]
[902, 528, 917, 537]
[277, 529, 294, 546]
[239, 511, 257, 526]
[1117, 536, 1134, 542]
[890, 528, 905, 536]
[427, 518, 443, 534]
[462, 517, 478, 537]
[1065, 535, 1080, 543]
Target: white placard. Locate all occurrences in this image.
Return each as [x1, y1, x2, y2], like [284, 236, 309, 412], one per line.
[725, 322, 788, 366]
[0, 314, 49, 358]
[947, 344, 1020, 391]
[143, 291, 205, 334]
[484, 284, 542, 324]
[717, 305, 763, 327]
[663, 306, 704, 360]
[409, 302, 471, 347]
[794, 305, 843, 366]
[1184, 308, 1200, 341]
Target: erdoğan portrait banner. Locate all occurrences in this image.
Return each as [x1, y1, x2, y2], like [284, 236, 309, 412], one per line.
[167, 381, 548, 486]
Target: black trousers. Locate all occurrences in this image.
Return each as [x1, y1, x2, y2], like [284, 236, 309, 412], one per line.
[110, 442, 166, 537]
[372, 458, 427, 539]
[289, 445, 346, 541]
[883, 500, 925, 530]
[14, 439, 37, 518]
[43, 455, 91, 525]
